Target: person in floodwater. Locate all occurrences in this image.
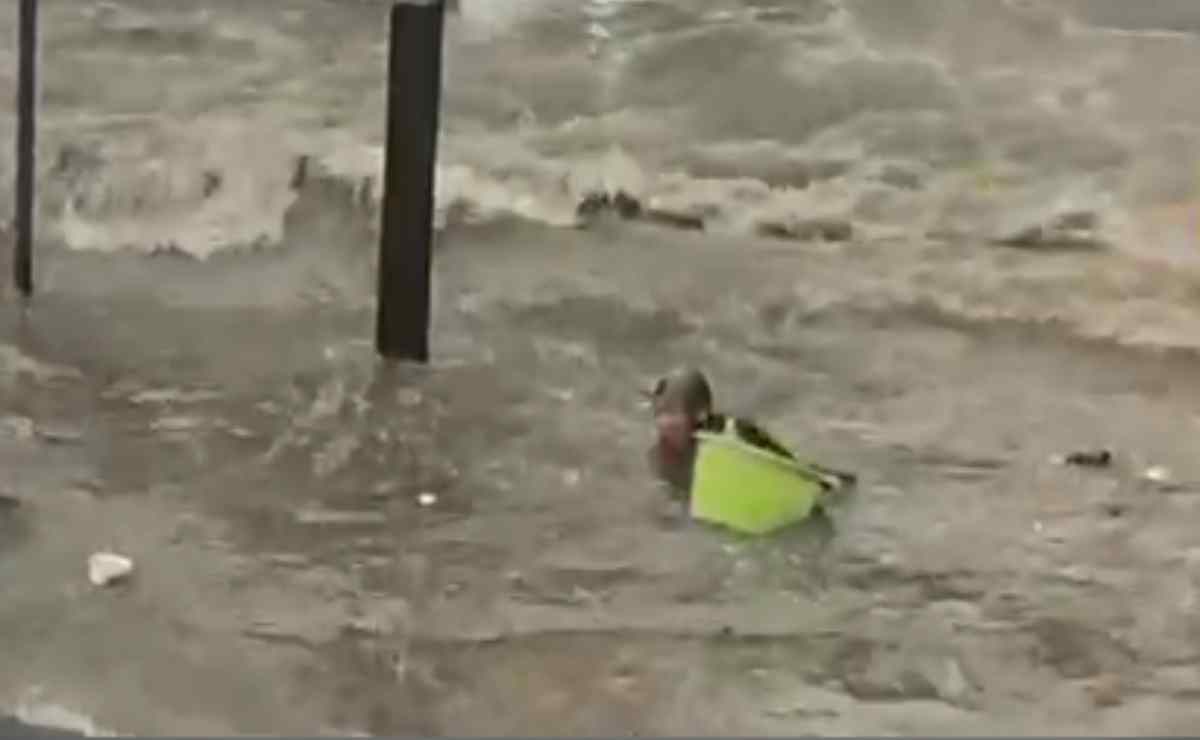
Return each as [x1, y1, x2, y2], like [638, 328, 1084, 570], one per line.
[645, 367, 855, 510]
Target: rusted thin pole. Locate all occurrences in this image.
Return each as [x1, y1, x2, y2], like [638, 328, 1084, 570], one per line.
[376, 0, 445, 362]
[14, 0, 38, 297]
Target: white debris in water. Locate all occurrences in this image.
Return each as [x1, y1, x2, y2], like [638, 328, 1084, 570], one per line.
[88, 552, 134, 587]
[417, 492, 438, 507]
[563, 469, 582, 487]
[1143, 465, 1173, 484]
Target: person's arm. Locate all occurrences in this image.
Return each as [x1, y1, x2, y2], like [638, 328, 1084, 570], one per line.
[728, 416, 857, 490]
[730, 416, 797, 460]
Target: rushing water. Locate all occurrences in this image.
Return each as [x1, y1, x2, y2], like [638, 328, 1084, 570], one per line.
[5, 0, 1200, 735]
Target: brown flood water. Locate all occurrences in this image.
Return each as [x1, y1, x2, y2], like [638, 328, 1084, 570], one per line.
[3, 221, 1200, 735]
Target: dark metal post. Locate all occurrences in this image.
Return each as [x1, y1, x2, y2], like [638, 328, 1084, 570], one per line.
[376, 0, 445, 362]
[14, 0, 38, 298]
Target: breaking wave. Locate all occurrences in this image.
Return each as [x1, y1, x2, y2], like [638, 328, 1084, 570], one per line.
[4, 0, 1200, 352]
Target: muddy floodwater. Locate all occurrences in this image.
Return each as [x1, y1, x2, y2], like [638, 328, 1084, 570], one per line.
[7, 0, 1200, 736]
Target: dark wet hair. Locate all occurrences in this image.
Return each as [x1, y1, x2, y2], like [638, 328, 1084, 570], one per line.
[651, 367, 713, 416]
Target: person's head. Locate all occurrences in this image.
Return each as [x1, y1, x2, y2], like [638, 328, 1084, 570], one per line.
[647, 367, 713, 450]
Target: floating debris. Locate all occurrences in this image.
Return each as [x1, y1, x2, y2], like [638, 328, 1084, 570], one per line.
[88, 552, 134, 587]
[576, 190, 642, 221]
[575, 189, 706, 231]
[417, 492, 438, 508]
[989, 209, 1108, 253]
[1056, 449, 1112, 468]
[612, 190, 642, 219]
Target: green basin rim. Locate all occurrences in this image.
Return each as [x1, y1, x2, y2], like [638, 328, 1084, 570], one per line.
[694, 430, 825, 483]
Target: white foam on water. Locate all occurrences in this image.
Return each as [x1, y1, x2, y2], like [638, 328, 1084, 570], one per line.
[12, 692, 113, 737]
[13, 0, 1200, 355]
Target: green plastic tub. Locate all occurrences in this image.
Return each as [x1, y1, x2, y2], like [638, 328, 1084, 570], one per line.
[689, 431, 827, 535]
